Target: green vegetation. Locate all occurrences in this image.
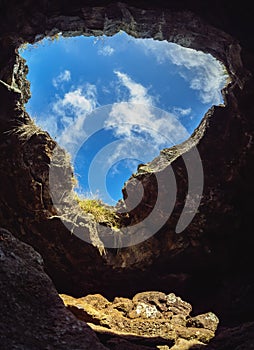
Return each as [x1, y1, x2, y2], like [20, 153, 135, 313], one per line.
[75, 195, 121, 229]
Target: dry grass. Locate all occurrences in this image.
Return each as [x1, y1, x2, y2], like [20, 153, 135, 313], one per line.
[7, 118, 45, 142]
[75, 195, 120, 229]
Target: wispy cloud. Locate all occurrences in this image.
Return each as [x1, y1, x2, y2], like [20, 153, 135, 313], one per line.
[106, 71, 188, 143]
[52, 70, 71, 88]
[98, 45, 115, 56]
[172, 107, 192, 117]
[108, 159, 140, 177]
[114, 70, 153, 105]
[104, 71, 189, 168]
[49, 84, 98, 155]
[135, 39, 227, 105]
[38, 70, 191, 204]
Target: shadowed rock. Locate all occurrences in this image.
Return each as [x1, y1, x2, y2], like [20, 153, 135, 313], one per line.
[0, 228, 107, 350]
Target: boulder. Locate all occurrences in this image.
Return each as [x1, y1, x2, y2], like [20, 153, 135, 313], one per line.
[60, 291, 219, 348]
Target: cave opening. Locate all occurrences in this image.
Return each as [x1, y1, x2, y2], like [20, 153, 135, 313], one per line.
[5, 3, 244, 279]
[19, 31, 229, 210]
[1, 3, 252, 339]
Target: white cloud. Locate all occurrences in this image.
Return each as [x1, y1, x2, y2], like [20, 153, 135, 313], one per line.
[53, 86, 96, 116]
[172, 107, 192, 117]
[135, 39, 227, 105]
[109, 159, 140, 177]
[114, 70, 153, 105]
[35, 114, 58, 139]
[50, 84, 98, 155]
[98, 45, 115, 56]
[107, 71, 188, 143]
[104, 71, 189, 168]
[39, 70, 191, 204]
[52, 70, 71, 88]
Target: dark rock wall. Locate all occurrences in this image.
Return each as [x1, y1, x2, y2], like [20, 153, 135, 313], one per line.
[0, 0, 254, 328]
[0, 228, 107, 349]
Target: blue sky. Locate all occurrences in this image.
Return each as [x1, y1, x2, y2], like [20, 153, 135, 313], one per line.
[20, 32, 227, 205]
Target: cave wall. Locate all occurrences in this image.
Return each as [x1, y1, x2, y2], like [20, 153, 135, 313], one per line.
[0, 0, 254, 327]
[0, 228, 107, 350]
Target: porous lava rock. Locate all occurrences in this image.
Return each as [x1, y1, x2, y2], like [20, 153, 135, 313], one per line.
[60, 291, 219, 349]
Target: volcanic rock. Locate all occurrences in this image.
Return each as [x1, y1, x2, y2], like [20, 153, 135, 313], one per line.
[60, 291, 219, 348]
[0, 228, 107, 350]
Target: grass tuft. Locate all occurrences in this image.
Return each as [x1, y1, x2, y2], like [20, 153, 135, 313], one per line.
[75, 195, 120, 229]
[7, 118, 45, 142]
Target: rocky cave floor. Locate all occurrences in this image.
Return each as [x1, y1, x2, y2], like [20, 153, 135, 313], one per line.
[1, 228, 254, 350]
